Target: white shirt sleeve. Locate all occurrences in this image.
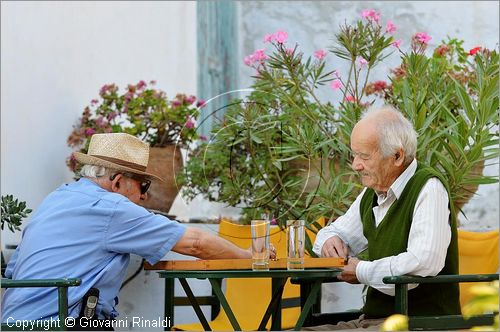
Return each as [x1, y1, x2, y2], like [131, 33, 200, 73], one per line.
[355, 178, 451, 296]
[313, 188, 368, 257]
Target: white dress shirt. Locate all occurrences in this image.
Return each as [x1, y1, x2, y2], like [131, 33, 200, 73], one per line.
[313, 159, 451, 296]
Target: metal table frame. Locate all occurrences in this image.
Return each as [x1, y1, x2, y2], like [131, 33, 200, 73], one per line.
[158, 268, 341, 331]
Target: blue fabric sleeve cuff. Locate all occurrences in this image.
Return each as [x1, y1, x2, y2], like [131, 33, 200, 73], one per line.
[145, 224, 187, 265]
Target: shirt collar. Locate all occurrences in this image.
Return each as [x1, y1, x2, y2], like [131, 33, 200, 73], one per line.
[386, 158, 418, 200]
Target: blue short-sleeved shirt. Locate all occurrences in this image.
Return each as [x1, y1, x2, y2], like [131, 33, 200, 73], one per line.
[1, 178, 186, 321]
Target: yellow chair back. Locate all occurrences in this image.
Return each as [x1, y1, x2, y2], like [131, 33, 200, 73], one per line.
[173, 218, 324, 331]
[457, 229, 499, 308]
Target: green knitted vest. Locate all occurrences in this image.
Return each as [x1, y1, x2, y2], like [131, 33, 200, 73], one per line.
[360, 164, 461, 318]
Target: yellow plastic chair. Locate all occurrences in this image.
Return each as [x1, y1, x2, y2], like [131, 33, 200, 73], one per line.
[457, 229, 499, 307]
[173, 218, 324, 331]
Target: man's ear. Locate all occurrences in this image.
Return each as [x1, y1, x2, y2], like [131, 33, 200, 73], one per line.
[394, 149, 405, 166]
[110, 173, 122, 192]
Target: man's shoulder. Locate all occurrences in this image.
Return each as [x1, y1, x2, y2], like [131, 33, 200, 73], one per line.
[413, 165, 449, 191]
[57, 179, 126, 205]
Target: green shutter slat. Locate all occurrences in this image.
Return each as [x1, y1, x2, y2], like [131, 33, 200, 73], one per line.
[197, 1, 238, 136]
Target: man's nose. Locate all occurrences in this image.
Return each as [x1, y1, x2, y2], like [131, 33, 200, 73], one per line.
[351, 158, 363, 171]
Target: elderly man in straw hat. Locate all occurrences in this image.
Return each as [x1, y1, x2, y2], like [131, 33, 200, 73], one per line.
[2, 133, 274, 330]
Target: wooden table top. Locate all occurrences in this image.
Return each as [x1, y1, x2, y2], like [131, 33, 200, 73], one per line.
[144, 257, 345, 271]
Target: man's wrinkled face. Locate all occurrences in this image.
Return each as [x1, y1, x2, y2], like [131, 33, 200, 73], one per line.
[350, 121, 397, 193]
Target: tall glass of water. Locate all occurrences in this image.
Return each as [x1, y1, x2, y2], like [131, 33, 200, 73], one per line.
[251, 220, 270, 271]
[287, 220, 305, 270]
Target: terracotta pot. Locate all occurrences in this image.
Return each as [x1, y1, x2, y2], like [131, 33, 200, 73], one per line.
[288, 157, 341, 193]
[454, 158, 485, 212]
[140, 145, 183, 213]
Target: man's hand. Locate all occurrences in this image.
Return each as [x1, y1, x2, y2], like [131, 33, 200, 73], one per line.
[338, 257, 360, 284]
[244, 243, 276, 259]
[321, 236, 349, 258]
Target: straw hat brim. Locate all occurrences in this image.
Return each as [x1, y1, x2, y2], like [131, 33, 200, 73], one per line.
[73, 152, 164, 182]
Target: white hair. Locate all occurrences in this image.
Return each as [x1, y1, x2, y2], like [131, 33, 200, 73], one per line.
[79, 165, 134, 190]
[361, 105, 417, 165]
[79, 165, 113, 178]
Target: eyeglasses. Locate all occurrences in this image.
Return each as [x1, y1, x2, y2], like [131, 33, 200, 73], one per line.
[110, 173, 151, 195]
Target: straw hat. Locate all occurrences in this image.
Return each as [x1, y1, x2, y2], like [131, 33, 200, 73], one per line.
[73, 133, 163, 181]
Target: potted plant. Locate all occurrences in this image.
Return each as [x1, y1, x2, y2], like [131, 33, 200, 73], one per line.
[67, 80, 205, 213]
[180, 10, 498, 237]
[1, 195, 32, 275]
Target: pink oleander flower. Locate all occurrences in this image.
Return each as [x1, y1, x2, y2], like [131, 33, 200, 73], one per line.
[186, 95, 196, 105]
[197, 99, 206, 108]
[84, 128, 96, 136]
[275, 30, 288, 44]
[136, 80, 147, 90]
[469, 46, 482, 56]
[414, 32, 432, 44]
[270, 218, 277, 225]
[253, 49, 267, 62]
[95, 116, 105, 127]
[172, 100, 182, 107]
[124, 92, 134, 102]
[357, 56, 368, 67]
[185, 116, 196, 129]
[314, 49, 327, 60]
[263, 34, 274, 43]
[99, 84, 112, 96]
[90, 99, 98, 106]
[199, 135, 208, 141]
[345, 95, 355, 102]
[285, 48, 294, 55]
[385, 21, 396, 34]
[392, 39, 402, 49]
[244, 55, 253, 66]
[107, 112, 117, 121]
[365, 80, 388, 96]
[330, 79, 343, 90]
[361, 9, 381, 23]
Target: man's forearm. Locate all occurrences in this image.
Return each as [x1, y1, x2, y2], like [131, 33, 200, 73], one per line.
[172, 227, 251, 259]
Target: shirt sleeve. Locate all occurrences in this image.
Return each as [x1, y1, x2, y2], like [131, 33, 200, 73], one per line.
[104, 198, 187, 264]
[4, 245, 20, 278]
[313, 188, 368, 257]
[356, 178, 451, 296]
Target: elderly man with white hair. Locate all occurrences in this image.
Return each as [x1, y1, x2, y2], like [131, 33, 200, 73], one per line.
[310, 105, 461, 330]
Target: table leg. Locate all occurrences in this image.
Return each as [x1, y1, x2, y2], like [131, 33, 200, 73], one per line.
[164, 278, 174, 331]
[208, 278, 242, 331]
[294, 280, 322, 330]
[258, 277, 287, 331]
[179, 278, 212, 331]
